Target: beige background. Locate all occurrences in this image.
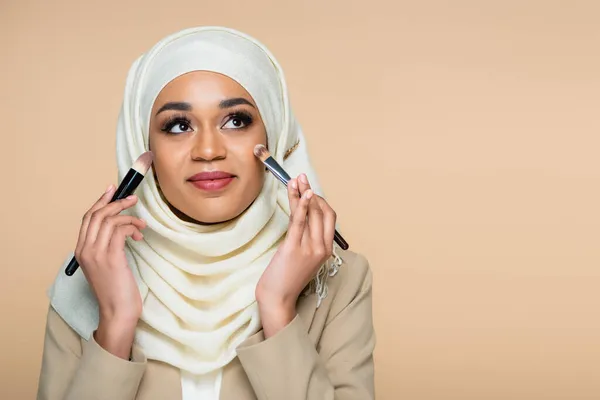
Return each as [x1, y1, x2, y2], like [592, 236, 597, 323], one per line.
[1, 0, 599, 398]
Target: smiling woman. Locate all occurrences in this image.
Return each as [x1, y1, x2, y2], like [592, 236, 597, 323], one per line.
[37, 26, 375, 400]
[149, 72, 267, 224]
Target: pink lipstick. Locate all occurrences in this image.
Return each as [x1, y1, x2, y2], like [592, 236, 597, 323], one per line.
[188, 171, 235, 191]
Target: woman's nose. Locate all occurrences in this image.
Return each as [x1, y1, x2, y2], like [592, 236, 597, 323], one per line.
[190, 129, 227, 161]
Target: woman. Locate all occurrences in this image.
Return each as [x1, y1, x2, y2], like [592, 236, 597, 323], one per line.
[37, 26, 375, 400]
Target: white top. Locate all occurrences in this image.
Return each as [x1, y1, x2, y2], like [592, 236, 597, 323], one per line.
[181, 369, 223, 399]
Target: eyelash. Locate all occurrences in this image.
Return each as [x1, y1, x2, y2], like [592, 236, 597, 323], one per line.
[225, 111, 253, 130]
[160, 113, 191, 134]
[159, 111, 254, 134]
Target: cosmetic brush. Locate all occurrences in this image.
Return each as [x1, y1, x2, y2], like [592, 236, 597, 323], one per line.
[64, 151, 154, 276]
[253, 144, 349, 250]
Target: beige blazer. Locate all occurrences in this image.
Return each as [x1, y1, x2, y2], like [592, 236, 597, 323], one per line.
[36, 249, 375, 400]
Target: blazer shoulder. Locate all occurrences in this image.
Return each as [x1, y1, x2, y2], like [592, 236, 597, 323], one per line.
[324, 249, 372, 322]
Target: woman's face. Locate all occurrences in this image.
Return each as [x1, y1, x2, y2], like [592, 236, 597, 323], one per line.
[148, 71, 267, 224]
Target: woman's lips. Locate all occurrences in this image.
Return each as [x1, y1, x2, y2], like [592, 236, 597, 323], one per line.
[187, 171, 235, 192]
[190, 178, 234, 191]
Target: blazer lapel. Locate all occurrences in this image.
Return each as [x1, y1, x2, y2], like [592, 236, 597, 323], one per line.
[219, 293, 319, 400]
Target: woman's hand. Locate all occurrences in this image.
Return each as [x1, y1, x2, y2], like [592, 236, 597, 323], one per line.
[74, 185, 147, 359]
[256, 173, 337, 338]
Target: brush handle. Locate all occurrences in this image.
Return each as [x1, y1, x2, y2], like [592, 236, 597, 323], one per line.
[263, 156, 349, 250]
[63, 257, 80, 277]
[64, 169, 145, 276]
[333, 230, 349, 250]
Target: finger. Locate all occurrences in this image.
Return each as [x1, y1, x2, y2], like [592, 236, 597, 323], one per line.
[84, 195, 139, 247]
[95, 216, 147, 252]
[306, 192, 325, 250]
[297, 173, 311, 196]
[318, 196, 337, 256]
[75, 184, 115, 260]
[287, 178, 300, 214]
[287, 189, 311, 244]
[108, 224, 144, 257]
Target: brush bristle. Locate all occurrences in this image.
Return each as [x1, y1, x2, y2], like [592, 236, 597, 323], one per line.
[253, 144, 270, 161]
[132, 151, 154, 175]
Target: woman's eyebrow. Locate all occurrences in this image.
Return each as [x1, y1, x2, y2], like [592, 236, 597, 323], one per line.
[219, 98, 255, 109]
[155, 102, 192, 116]
[155, 98, 255, 116]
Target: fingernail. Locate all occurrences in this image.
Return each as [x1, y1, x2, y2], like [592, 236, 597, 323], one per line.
[126, 195, 136, 200]
[105, 184, 114, 193]
[300, 174, 308, 184]
[291, 179, 298, 190]
[305, 190, 313, 199]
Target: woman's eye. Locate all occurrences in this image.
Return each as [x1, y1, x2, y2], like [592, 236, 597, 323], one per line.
[223, 117, 246, 129]
[222, 113, 253, 129]
[162, 119, 193, 134]
[170, 122, 191, 133]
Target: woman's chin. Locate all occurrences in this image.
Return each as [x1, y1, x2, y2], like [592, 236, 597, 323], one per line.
[172, 204, 243, 225]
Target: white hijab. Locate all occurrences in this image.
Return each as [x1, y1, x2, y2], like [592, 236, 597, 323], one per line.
[49, 26, 342, 375]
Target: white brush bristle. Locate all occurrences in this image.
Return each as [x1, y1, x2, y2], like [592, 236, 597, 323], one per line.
[253, 144, 270, 161]
[132, 151, 154, 175]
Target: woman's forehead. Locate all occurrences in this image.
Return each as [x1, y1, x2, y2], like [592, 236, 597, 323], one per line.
[153, 71, 256, 107]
